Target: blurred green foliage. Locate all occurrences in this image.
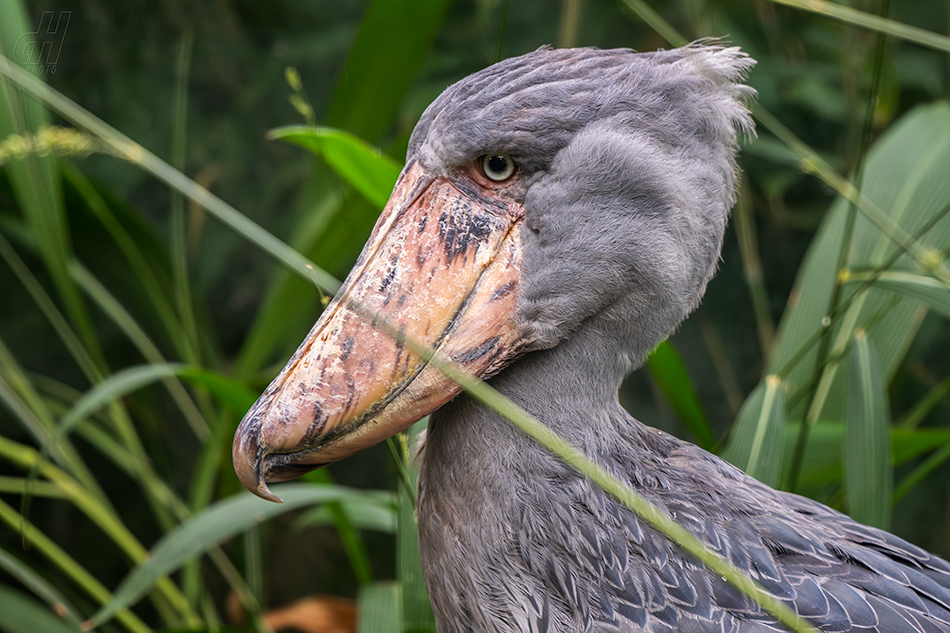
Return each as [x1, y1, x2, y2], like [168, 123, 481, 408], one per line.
[1, 0, 950, 632]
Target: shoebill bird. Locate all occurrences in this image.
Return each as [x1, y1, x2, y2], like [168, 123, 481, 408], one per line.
[233, 44, 950, 632]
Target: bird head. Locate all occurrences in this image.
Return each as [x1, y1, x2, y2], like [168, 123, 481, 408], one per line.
[233, 44, 755, 501]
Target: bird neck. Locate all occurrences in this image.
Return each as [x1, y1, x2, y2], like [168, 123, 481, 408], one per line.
[430, 314, 650, 451]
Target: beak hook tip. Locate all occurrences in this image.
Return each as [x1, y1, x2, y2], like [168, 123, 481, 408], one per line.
[254, 482, 283, 504]
[233, 422, 284, 503]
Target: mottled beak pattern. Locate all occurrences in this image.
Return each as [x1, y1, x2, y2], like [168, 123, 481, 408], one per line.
[233, 160, 525, 501]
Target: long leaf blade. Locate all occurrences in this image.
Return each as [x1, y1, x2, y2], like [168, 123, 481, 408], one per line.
[845, 330, 892, 529]
[0, 7, 99, 358]
[768, 104, 950, 423]
[177, 367, 258, 414]
[0, 53, 341, 296]
[270, 125, 400, 209]
[58, 363, 184, 436]
[326, 0, 452, 141]
[782, 422, 950, 492]
[296, 493, 397, 534]
[0, 585, 83, 633]
[646, 341, 715, 450]
[88, 483, 389, 628]
[769, 0, 950, 54]
[848, 270, 950, 319]
[358, 582, 401, 633]
[0, 546, 82, 628]
[721, 375, 787, 487]
[399, 423, 436, 633]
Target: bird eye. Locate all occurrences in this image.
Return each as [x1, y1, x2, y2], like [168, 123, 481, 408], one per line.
[480, 154, 516, 182]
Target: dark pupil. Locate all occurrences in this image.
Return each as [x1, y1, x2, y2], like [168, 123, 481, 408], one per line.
[487, 155, 509, 175]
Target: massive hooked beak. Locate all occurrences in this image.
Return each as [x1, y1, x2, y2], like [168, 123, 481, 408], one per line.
[233, 160, 526, 501]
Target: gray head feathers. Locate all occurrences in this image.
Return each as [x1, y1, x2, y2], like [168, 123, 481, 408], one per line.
[409, 42, 755, 175]
[409, 42, 756, 370]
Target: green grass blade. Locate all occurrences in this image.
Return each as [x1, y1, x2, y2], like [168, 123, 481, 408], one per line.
[845, 330, 893, 529]
[88, 483, 388, 629]
[0, 231, 100, 385]
[60, 164, 186, 358]
[170, 31, 202, 371]
[646, 341, 715, 450]
[721, 376, 787, 487]
[0, 435, 199, 627]
[896, 373, 950, 430]
[733, 180, 775, 355]
[348, 304, 818, 633]
[270, 126, 400, 209]
[0, 478, 63, 497]
[618, 0, 687, 47]
[177, 367, 257, 413]
[296, 492, 397, 534]
[21, 363, 190, 533]
[358, 582, 401, 633]
[0, 5, 100, 362]
[298, 469, 377, 586]
[0, 546, 83, 628]
[0, 52, 339, 295]
[55, 421, 192, 524]
[846, 270, 950, 318]
[69, 262, 208, 441]
[330, 501, 375, 585]
[233, 186, 343, 379]
[0, 339, 107, 503]
[0, 357, 57, 451]
[326, 0, 452, 141]
[754, 103, 950, 283]
[894, 443, 950, 503]
[0, 584, 84, 633]
[769, 0, 950, 54]
[781, 421, 950, 492]
[0, 498, 150, 633]
[891, 428, 950, 465]
[768, 104, 950, 426]
[57, 363, 184, 437]
[399, 424, 436, 633]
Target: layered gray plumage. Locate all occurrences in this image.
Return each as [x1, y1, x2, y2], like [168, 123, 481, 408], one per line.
[409, 45, 950, 633]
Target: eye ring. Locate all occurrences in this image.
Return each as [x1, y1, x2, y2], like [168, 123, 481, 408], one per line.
[480, 154, 516, 182]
